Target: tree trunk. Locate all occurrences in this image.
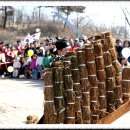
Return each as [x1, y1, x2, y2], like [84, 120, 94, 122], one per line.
[3, 6, 7, 28]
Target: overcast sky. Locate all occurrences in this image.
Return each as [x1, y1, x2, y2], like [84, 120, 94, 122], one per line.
[1, 1, 130, 28]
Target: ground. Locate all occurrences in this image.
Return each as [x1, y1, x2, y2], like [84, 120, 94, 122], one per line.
[0, 76, 130, 128]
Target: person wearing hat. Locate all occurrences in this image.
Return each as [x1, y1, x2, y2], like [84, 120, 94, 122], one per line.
[69, 38, 80, 52]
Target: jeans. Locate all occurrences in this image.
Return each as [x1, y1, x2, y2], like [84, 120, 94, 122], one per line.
[32, 68, 37, 79]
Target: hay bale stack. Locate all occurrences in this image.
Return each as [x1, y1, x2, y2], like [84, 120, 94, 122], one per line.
[76, 49, 91, 124]
[53, 66, 65, 124]
[44, 68, 56, 124]
[122, 66, 130, 103]
[63, 57, 75, 124]
[93, 40, 107, 119]
[71, 55, 83, 124]
[84, 43, 99, 124]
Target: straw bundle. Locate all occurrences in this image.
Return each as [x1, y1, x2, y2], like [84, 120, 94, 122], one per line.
[76, 49, 86, 65]
[85, 43, 95, 62]
[91, 101, 99, 124]
[114, 86, 123, 108]
[66, 104, 75, 124]
[109, 48, 117, 61]
[90, 87, 98, 101]
[98, 82, 106, 96]
[115, 72, 122, 86]
[112, 60, 122, 73]
[81, 79, 90, 92]
[53, 67, 65, 124]
[101, 39, 109, 52]
[95, 57, 104, 70]
[87, 61, 96, 75]
[44, 68, 56, 124]
[82, 106, 91, 124]
[101, 31, 111, 37]
[106, 91, 116, 113]
[106, 77, 116, 91]
[122, 66, 130, 103]
[106, 36, 115, 49]
[105, 65, 116, 78]
[97, 70, 106, 82]
[93, 40, 103, 57]
[103, 51, 112, 66]
[88, 75, 98, 85]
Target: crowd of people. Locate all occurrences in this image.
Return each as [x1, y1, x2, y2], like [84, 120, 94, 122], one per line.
[0, 35, 89, 79]
[0, 35, 130, 79]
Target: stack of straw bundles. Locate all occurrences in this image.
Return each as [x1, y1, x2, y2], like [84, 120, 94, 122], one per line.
[44, 68, 56, 124]
[71, 55, 83, 124]
[93, 40, 107, 119]
[122, 66, 130, 103]
[76, 49, 91, 124]
[53, 66, 65, 123]
[63, 57, 75, 124]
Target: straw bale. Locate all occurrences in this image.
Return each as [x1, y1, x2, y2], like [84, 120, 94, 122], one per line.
[72, 69, 80, 83]
[103, 51, 112, 66]
[79, 65, 88, 79]
[98, 82, 106, 96]
[115, 72, 122, 86]
[105, 65, 116, 78]
[71, 55, 79, 69]
[91, 115, 99, 124]
[88, 75, 98, 85]
[66, 104, 75, 124]
[98, 96, 107, 110]
[122, 67, 130, 80]
[93, 40, 103, 57]
[87, 62, 96, 75]
[112, 60, 122, 73]
[90, 87, 98, 101]
[82, 92, 90, 106]
[106, 36, 115, 49]
[73, 83, 82, 97]
[85, 44, 95, 62]
[82, 106, 91, 124]
[109, 48, 117, 61]
[106, 77, 116, 91]
[81, 79, 91, 92]
[91, 101, 99, 115]
[97, 70, 106, 82]
[95, 57, 104, 70]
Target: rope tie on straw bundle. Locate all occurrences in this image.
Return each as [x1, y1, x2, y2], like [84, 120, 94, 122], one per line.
[79, 64, 86, 67]
[54, 96, 64, 99]
[66, 89, 73, 91]
[112, 60, 118, 63]
[45, 100, 54, 103]
[85, 47, 94, 50]
[97, 69, 104, 72]
[107, 77, 114, 80]
[82, 92, 90, 94]
[103, 51, 109, 54]
[54, 81, 63, 83]
[95, 56, 103, 59]
[73, 83, 80, 85]
[45, 85, 53, 88]
[75, 96, 82, 99]
[105, 64, 112, 68]
[107, 91, 114, 93]
[109, 48, 115, 51]
[87, 61, 95, 64]
[91, 100, 98, 103]
[66, 117, 75, 119]
[98, 82, 105, 84]
[82, 106, 90, 108]
[64, 74, 72, 77]
[59, 108, 66, 114]
[89, 75, 96, 76]
[122, 79, 130, 82]
[67, 102, 75, 105]
[72, 69, 79, 71]
[115, 85, 122, 88]
[81, 77, 88, 80]
[99, 95, 106, 98]
[91, 87, 98, 89]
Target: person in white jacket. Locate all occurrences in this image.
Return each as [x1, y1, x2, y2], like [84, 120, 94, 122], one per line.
[12, 57, 21, 78]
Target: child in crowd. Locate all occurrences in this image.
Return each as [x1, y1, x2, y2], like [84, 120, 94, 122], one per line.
[22, 55, 31, 79]
[42, 50, 53, 68]
[12, 57, 21, 78]
[30, 54, 37, 79]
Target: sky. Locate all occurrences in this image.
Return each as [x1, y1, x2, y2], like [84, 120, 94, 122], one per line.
[1, 1, 130, 29]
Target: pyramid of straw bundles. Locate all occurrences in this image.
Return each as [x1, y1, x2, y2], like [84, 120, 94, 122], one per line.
[63, 57, 75, 124]
[53, 66, 65, 124]
[76, 48, 91, 124]
[122, 66, 130, 103]
[102, 31, 123, 109]
[92, 40, 107, 119]
[43, 68, 56, 124]
[70, 55, 83, 124]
